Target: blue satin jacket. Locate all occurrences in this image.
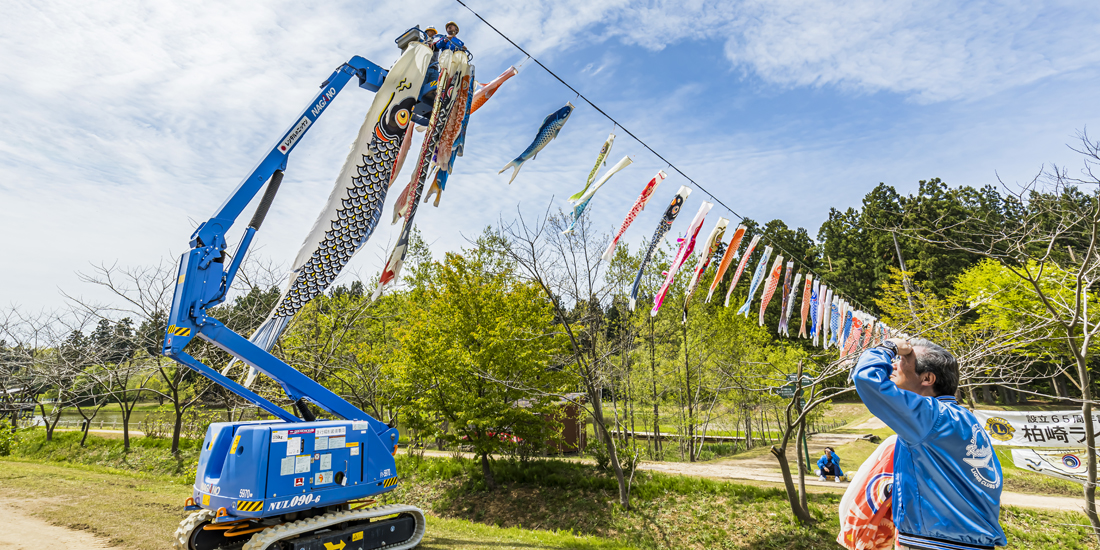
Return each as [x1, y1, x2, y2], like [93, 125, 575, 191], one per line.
[853, 347, 1007, 549]
[817, 453, 844, 476]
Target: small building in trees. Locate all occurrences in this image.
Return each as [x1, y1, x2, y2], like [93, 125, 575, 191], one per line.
[517, 392, 587, 454]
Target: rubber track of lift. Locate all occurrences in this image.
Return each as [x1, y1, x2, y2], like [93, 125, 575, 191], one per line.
[241, 504, 426, 550]
[173, 509, 251, 550]
[174, 510, 215, 550]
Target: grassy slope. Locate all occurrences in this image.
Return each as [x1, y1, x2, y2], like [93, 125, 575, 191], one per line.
[6, 419, 1093, 550]
[392, 454, 1097, 550]
[0, 459, 630, 550]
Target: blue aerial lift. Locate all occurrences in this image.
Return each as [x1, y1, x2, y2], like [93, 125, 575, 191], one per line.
[165, 28, 439, 550]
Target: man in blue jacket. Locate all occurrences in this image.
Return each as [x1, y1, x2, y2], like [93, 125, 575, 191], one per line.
[853, 338, 1006, 550]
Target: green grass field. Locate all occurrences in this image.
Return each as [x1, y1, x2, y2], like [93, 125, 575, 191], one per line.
[5, 400, 1095, 550]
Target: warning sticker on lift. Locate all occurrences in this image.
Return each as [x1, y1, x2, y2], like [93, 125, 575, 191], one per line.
[286, 437, 302, 456]
[353, 421, 369, 432]
[316, 426, 345, 437]
[294, 477, 305, 487]
[350, 444, 360, 456]
[329, 436, 345, 448]
[280, 456, 294, 476]
[315, 436, 329, 451]
[315, 471, 333, 485]
[294, 455, 311, 474]
[272, 431, 288, 443]
[320, 454, 332, 470]
[289, 428, 316, 436]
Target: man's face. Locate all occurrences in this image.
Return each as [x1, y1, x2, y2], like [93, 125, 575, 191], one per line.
[446, 24, 458, 36]
[891, 348, 932, 395]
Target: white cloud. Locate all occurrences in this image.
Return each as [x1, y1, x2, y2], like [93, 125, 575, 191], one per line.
[498, 0, 1100, 102]
[1, 0, 1098, 313]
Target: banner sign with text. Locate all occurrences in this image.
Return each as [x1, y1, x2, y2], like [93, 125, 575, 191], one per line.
[972, 410, 1098, 447]
[1011, 449, 1088, 484]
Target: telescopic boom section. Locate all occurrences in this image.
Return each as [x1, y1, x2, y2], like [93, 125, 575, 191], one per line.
[161, 55, 393, 427]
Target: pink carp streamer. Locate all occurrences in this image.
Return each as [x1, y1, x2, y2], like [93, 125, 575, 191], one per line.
[683, 218, 729, 322]
[389, 122, 417, 188]
[757, 255, 784, 326]
[777, 262, 794, 335]
[434, 73, 471, 173]
[602, 171, 667, 261]
[706, 225, 746, 303]
[724, 235, 761, 307]
[470, 66, 518, 114]
[652, 201, 713, 317]
[798, 275, 813, 338]
[845, 314, 863, 356]
[863, 316, 877, 349]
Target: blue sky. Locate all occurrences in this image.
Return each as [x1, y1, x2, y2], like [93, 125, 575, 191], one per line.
[2, 0, 1099, 312]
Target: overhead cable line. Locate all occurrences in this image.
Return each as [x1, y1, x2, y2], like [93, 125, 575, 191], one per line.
[452, 0, 873, 313]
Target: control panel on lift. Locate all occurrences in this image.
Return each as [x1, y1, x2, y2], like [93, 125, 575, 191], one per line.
[192, 419, 400, 518]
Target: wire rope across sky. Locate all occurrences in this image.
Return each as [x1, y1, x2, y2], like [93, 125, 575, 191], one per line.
[453, 0, 875, 314]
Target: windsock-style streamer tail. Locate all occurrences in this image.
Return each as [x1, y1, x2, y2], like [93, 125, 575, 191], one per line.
[828, 294, 839, 348]
[737, 245, 772, 316]
[757, 255, 784, 326]
[470, 65, 518, 115]
[683, 218, 728, 323]
[603, 171, 666, 262]
[844, 310, 853, 352]
[571, 133, 616, 202]
[389, 122, 417, 188]
[707, 224, 746, 303]
[781, 270, 800, 336]
[376, 50, 468, 297]
[652, 201, 713, 317]
[498, 160, 523, 184]
[725, 235, 761, 307]
[629, 186, 691, 310]
[500, 102, 574, 185]
[798, 275, 813, 338]
[222, 315, 293, 387]
[565, 155, 632, 233]
[810, 281, 821, 346]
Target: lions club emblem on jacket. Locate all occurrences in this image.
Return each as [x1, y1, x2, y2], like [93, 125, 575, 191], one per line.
[964, 424, 1001, 489]
[984, 417, 1015, 442]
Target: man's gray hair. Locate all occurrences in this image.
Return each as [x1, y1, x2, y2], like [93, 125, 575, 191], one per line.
[910, 338, 958, 397]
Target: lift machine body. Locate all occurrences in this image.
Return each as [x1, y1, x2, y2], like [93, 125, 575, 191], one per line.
[163, 28, 440, 550]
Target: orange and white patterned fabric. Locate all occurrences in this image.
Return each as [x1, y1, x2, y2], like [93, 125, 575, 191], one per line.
[838, 435, 897, 550]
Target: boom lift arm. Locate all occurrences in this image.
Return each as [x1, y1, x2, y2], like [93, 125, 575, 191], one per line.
[162, 54, 387, 425]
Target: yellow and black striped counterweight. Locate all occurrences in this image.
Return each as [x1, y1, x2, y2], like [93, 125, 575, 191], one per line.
[236, 500, 264, 513]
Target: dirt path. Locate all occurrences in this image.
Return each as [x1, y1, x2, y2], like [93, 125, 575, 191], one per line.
[419, 430, 1085, 513]
[0, 499, 120, 549]
[845, 416, 887, 431]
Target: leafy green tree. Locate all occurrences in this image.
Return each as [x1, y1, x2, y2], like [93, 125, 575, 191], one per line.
[395, 234, 570, 489]
[891, 134, 1100, 541]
